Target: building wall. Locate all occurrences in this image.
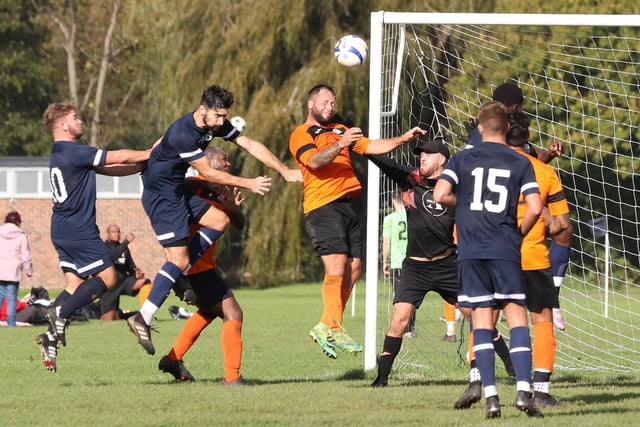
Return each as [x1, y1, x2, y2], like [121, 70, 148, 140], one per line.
[0, 198, 164, 291]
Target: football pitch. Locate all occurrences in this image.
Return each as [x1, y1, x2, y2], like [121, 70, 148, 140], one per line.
[2, 283, 640, 426]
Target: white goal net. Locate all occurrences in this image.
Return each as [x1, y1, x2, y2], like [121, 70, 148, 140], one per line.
[364, 12, 640, 374]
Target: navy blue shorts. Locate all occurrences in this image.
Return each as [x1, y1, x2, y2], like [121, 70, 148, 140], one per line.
[457, 259, 526, 308]
[142, 190, 210, 246]
[393, 254, 458, 308]
[303, 199, 363, 258]
[189, 269, 234, 317]
[523, 268, 558, 312]
[52, 236, 113, 278]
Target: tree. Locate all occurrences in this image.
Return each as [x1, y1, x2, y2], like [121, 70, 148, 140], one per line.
[32, 0, 143, 148]
[0, 0, 55, 155]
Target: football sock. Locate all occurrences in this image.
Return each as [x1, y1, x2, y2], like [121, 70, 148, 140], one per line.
[444, 301, 456, 321]
[533, 321, 556, 372]
[320, 274, 343, 330]
[340, 282, 354, 314]
[376, 335, 403, 381]
[188, 227, 223, 264]
[473, 328, 497, 397]
[533, 370, 552, 395]
[221, 319, 243, 382]
[509, 326, 532, 391]
[469, 359, 481, 383]
[50, 290, 72, 335]
[493, 330, 513, 371]
[137, 283, 151, 306]
[54, 290, 72, 306]
[444, 301, 456, 336]
[140, 262, 182, 325]
[59, 277, 107, 319]
[168, 310, 213, 361]
[549, 241, 570, 295]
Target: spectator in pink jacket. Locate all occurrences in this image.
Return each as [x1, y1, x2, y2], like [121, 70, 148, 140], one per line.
[0, 211, 33, 327]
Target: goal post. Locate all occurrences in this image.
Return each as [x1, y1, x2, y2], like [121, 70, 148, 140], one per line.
[365, 12, 640, 373]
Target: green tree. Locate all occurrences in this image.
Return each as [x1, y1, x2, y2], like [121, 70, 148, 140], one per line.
[0, 0, 55, 155]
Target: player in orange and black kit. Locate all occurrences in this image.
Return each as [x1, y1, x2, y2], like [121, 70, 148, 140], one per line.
[158, 146, 247, 385]
[289, 84, 426, 359]
[454, 110, 570, 409]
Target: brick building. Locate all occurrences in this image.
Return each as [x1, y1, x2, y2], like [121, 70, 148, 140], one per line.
[0, 157, 163, 290]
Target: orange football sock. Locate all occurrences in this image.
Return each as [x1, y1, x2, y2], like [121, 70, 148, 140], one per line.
[168, 311, 213, 361]
[340, 283, 354, 314]
[444, 301, 456, 322]
[533, 321, 556, 372]
[320, 274, 343, 331]
[221, 319, 243, 383]
[137, 283, 151, 306]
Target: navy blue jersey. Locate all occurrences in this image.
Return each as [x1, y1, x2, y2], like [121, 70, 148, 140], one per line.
[440, 142, 539, 262]
[142, 113, 240, 195]
[49, 141, 106, 240]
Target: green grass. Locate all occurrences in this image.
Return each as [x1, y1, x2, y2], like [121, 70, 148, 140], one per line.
[2, 284, 640, 426]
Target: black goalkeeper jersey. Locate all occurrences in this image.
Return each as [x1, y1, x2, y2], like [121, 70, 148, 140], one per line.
[368, 154, 455, 259]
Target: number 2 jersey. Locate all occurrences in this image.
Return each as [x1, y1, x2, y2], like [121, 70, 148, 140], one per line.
[49, 141, 107, 240]
[440, 142, 539, 263]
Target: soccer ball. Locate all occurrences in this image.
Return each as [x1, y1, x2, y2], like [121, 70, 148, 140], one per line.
[334, 35, 368, 68]
[230, 116, 246, 132]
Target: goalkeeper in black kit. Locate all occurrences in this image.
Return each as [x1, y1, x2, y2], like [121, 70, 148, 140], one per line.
[368, 138, 514, 387]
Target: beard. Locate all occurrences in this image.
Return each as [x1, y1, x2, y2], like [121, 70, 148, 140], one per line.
[71, 126, 84, 140]
[311, 109, 332, 126]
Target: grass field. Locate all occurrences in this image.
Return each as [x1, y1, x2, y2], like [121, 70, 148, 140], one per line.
[2, 283, 640, 426]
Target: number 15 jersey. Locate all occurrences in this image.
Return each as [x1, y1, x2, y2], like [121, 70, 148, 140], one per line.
[440, 142, 539, 263]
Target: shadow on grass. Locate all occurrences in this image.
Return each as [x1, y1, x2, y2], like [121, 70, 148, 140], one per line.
[141, 368, 367, 387]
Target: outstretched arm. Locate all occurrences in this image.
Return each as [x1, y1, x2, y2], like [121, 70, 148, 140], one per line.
[364, 127, 427, 155]
[96, 162, 147, 176]
[190, 156, 272, 195]
[234, 134, 302, 182]
[366, 153, 413, 186]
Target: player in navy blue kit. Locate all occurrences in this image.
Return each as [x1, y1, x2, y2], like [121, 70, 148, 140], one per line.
[366, 139, 458, 387]
[434, 101, 544, 418]
[36, 102, 152, 373]
[128, 85, 301, 356]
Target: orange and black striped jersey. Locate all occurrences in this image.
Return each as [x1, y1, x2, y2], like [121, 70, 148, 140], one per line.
[289, 122, 371, 214]
[517, 152, 570, 270]
[187, 176, 226, 275]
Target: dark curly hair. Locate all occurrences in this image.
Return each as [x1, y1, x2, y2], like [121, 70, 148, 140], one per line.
[506, 110, 530, 147]
[5, 211, 22, 226]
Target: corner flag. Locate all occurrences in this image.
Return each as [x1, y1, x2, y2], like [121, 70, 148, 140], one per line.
[589, 216, 608, 238]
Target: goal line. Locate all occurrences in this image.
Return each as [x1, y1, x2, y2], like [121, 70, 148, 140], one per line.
[365, 11, 640, 374]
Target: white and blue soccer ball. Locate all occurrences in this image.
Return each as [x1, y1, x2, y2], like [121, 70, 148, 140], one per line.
[334, 35, 368, 68]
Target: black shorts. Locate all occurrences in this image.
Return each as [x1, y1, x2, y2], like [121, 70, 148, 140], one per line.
[523, 268, 558, 313]
[99, 275, 138, 313]
[189, 269, 234, 316]
[393, 254, 458, 308]
[304, 199, 363, 258]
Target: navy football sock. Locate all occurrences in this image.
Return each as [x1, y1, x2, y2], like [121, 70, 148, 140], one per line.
[59, 277, 107, 319]
[188, 227, 223, 265]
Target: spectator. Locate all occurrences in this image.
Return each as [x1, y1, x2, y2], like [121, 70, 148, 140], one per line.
[0, 211, 33, 327]
[99, 225, 151, 320]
